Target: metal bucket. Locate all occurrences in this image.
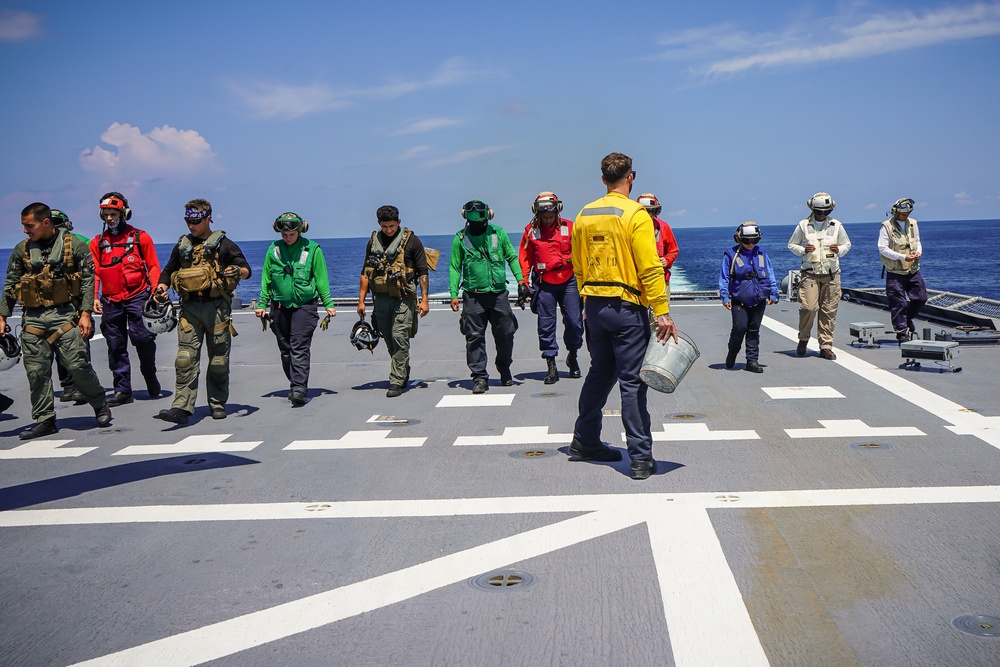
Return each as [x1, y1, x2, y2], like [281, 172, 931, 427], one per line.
[639, 330, 700, 393]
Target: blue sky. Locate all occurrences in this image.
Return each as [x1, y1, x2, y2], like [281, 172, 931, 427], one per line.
[1, 0, 998, 246]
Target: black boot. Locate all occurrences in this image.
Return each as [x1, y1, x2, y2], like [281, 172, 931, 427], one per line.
[544, 357, 559, 384]
[567, 349, 581, 378]
[20, 417, 58, 440]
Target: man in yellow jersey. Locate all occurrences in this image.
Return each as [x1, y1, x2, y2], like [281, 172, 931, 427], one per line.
[569, 153, 677, 480]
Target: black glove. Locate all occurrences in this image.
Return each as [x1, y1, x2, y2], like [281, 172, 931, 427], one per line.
[515, 283, 531, 310]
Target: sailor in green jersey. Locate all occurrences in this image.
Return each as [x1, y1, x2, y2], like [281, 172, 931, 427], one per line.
[448, 199, 528, 394]
[256, 212, 337, 407]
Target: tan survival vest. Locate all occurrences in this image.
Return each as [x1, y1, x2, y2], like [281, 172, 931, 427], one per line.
[16, 230, 82, 308]
[880, 218, 920, 275]
[170, 231, 241, 303]
[363, 228, 418, 299]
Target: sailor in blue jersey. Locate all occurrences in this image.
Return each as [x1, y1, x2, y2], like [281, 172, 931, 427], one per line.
[719, 223, 779, 373]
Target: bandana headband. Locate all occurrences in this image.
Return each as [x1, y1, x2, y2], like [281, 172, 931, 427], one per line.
[185, 209, 210, 220]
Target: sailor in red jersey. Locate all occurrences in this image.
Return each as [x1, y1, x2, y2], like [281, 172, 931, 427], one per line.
[637, 193, 679, 300]
[517, 191, 584, 384]
[90, 192, 162, 406]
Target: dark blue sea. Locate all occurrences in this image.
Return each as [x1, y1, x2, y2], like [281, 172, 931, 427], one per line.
[150, 219, 999, 305]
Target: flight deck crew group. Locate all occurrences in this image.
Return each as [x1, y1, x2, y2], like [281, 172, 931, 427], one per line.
[0, 161, 926, 480]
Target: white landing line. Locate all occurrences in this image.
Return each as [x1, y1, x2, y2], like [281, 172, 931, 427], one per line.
[762, 386, 844, 399]
[454, 425, 572, 446]
[646, 423, 759, 442]
[785, 419, 924, 439]
[436, 394, 516, 407]
[9, 485, 997, 667]
[0, 439, 97, 459]
[113, 434, 262, 456]
[762, 316, 1000, 450]
[285, 431, 426, 450]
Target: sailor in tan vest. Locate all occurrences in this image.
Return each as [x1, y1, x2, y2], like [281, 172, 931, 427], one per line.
[878, 198, 926, 342]
[787, 192, 852, 360]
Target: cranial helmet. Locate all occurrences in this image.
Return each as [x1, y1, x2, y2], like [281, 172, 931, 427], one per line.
[637, 193, 662, 218]
[99, 191, 131, 221]
[0, 331, 22, 372]
[891, 198, 915, 216]
[50, 209, 74, 232]
[142, 298, 178, 335]
[807, 192, 835, 214]
[273, 211, 309, 234]
[734, 222, 762, 244]
[350, 316, 380, 353]
[461, 199, 494, 223]
[532, 192, 563, 214]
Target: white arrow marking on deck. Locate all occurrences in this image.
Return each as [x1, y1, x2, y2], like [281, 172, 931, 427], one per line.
[113, 434, 262, 456]
[763, 316, 1000, 450]
[285, 431, 426, 450]
[436, 394, 516, 407]
[643, 423, 759, 442]
[785, 419, 924, 438]
[944, 416, 1000, 439]
[454, 425, 572, 446]
[762, 386, 845, 399]
[23, 485, 1000, 667]
[0, 439, 97, 459]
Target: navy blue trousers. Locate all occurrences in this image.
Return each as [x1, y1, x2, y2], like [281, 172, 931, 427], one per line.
[886, 271, 927, 338]
[269, 303, 319, 391]
[573, 297, 652, 462]
[461, 291, 517, 380]
[534, 277, 584, 358]
[100, 294, 157, 394]
[728, 301, 766, 363]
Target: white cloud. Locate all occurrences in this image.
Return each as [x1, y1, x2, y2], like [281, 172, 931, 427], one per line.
[79, 123, 217, 179]
[651, 3, 1000, 77]
[0, 10, 42, 41]
[423, 145, 513, 167]
[865, 203, 879, 209]
[388, 118, 460, 136]
[398, 146, 431, 160]
[955, 191, 974, 204]
[231, 58, 504, 120]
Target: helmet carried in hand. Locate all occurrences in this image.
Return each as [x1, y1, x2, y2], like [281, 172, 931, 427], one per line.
[350, 315, 380, 353]
[142, 298, 178, 335]
[0, 331, 22, 371]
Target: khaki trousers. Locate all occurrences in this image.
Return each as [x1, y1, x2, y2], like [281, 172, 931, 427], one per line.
[797, 271, 841, 349]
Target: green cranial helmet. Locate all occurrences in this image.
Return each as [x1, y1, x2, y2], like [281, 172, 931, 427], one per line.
[461, 199, 493, 223]
[273, 211, 309, 234]
[50, 209, 74, 231]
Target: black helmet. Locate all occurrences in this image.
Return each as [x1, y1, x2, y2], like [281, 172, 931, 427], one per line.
[350, 316, 380, 353]
[0, 332, 21, 371]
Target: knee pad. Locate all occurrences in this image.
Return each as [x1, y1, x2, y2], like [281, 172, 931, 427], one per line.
[208, 355, 229, 378]
[175, 350, 195, 370]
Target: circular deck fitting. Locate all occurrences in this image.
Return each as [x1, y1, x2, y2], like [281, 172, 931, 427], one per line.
[304, 503, 332, 512]
[959, 408, 980, 413]
[530, 392, 565, 399]
[468, 570, 537, 592]
[667, 413, 705, 421]
[715, 495, 741, 503]
[603, 409, 621, 416]
[183, 458, 208, 465]
[508, 449, 558, 459]
[167, 455, 217, 468]
[952, 615, 1000, 637]
[96, 427, 131, 434]
[848, 441, 893, 451]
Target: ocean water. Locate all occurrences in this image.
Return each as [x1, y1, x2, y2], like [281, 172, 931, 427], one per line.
[149, 219, 998, 305]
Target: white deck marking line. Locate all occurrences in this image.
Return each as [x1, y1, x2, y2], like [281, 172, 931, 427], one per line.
[5, 485, 1000, 527]
[113, 434, 262, 456]
[785, 419, 924, 439]
[762, 316, 1000, 450]
[436, 394, 516, 407]
[644, 423, 759, 442]
[649, 511, 770, 667]
[0, 439, 97, 459]
[454, 425, 572, 446]
[762, 386, 844, 399]
[68, 511, 640, 667]
[285, 431, 426, 450]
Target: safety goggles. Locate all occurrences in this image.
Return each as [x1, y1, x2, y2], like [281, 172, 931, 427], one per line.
[463, 201, 488, 213]
[274, 218, 303, 232]
[535, 201, 559, 213]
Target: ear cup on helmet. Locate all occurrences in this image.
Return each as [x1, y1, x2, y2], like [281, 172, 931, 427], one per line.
[300, 221, 309, 233]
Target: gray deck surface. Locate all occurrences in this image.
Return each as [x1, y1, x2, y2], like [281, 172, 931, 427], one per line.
[2, 297, 999, 666]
